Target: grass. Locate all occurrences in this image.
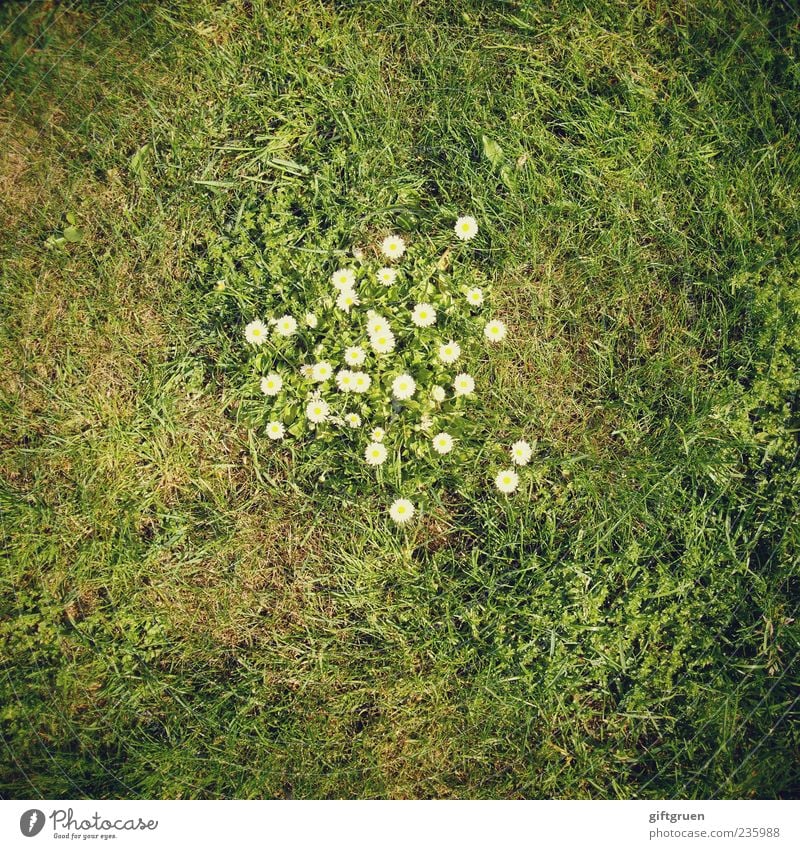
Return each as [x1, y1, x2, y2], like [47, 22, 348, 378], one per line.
[1, 0, 798, 799]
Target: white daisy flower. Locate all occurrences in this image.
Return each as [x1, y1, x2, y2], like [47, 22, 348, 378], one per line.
[366, 313, 390, 336]
[345, 413, 362, 429]
[275, 315, 298, 337]
[466, 287, 483, 307]
[454, 373, 475, 397]
[495, 468, 519, 494]
[260, 372, 283, 396]
[392, 374, 416, 401]
[365, 441, 388, 466]
[380, 234, 406, 260]
[351, 371, 372, 393]
[511, 440, 533, 466]
[484, 319, 507, 342]
[335, 369, 354, 392]
[245, 319, 268, 345]
[305, 312, 318, 328]
[336, 289, 359, 313]
[377, 267, 397, 286]
[389, 498, 414, 524]
[411, 303, 437, 328]
[455, 215, 478, 241]
[266, 420, 285, 440]
[370, 427, 385, 442]
[306, 399, 330, 424]
[344, 346, 366, 366]
[331, 268, 356, 291]
[300, 364, 315, 380]
[311, 361, 333, 382]
[370, 332, 396, 354]
[432, 431, 454, 454]
[438, 340, 461, 364]
[431, 385, 446, 403]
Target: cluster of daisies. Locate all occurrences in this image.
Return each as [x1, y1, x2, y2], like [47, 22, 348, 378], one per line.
[238, 215, 531, 524]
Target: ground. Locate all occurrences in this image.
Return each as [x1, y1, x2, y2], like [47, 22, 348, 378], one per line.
[1, 0, 798, 799]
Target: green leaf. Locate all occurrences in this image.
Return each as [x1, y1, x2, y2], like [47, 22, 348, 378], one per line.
[266, 157, 308, 176]
[500, 163, 517, 190]
[481, 134, 504, 168]
[63, 226, 83, 243]
[130, 143, 151, 183]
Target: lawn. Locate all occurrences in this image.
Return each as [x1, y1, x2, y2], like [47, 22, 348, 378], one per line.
[1, 0, 798, 799]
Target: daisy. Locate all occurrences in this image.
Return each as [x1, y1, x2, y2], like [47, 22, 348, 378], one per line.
[453, 373, 475, 397]
[432, 432, 454, 455]
[431, 385, 446, 403]
[336, 289, 359, 313]
[381, 234, 406, 260]
[411, 303, 437, 328]
[370, 427, 385, 442]
[392, 374, 416, 401]
[351, 371, 372, 393]
[455, 215, 478, 241]
[306, 399, 330, 424]
[345, 413, 362, 429]
[311, 361, 333, 382]
[331, 268, 356, 291]
[366, 313, 390, 336]
[511, 440, 533, 466]
[245, 319, 268, 345]
[365, 441, 388, 466]
[300, 364, 315, 380]
[335, 369, 354, 392]
[370, 332, 396, 354]
[275, 315, 298, 337]
[438, 340, 461, 364]
[495, 468, 519, 494]
[389, 498, 415, 524]
[377, 267, 397, 286]
[466, 287, 483, 307]
[305, 312, 318, 328]
[344, 346, 366, 366]
[484, 319, 507, 342]
[266, 420, 285, 441]
[260, 372, 283, 396]
[215, 280, 226, 291]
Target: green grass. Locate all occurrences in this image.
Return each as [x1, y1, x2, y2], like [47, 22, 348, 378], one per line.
[1, 0, 798, 799]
